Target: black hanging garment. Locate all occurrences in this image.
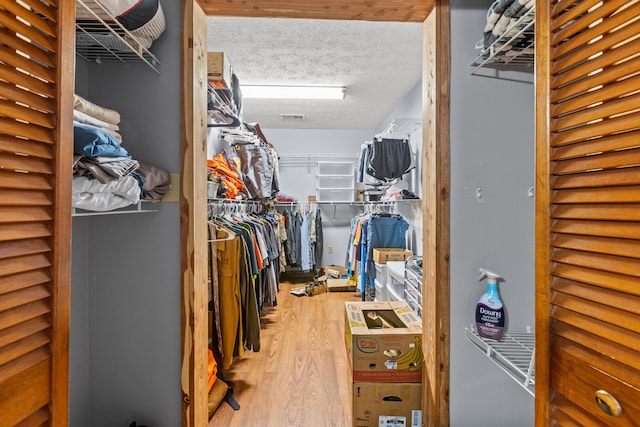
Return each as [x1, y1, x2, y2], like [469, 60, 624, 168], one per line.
[367, 138, 412, 181]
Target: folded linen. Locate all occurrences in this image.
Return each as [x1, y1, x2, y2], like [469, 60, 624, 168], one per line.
[133, 160, 171, 201]
[73, 155, 140, 184]
[73, 94, 120, 125]
[72, 175, 141, 211]
[484, 0, 515, 33]
[73, 109, 119, 132]
[73, 120, 122, 144]
[492, 0, 528, 37]
[74, 123, 130, 158]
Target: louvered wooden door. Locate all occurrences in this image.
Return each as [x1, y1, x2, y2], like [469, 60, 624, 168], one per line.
[536, 0, 640, 424]
[0, 0, 74, 425]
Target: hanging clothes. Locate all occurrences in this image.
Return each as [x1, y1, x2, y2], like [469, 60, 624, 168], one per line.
[222, 143, 275, 200]
[279, 204, 323, 274]
[300, 212, 312, 271]
[207, 155, 245, 199]
[367, 138, 412, 181]
[358, 138, 414, 184]
[208, 221, 244, 369]
[207, 203, 288, 370]
[345, 212, 409, 301]
[314, 208, 323, 276]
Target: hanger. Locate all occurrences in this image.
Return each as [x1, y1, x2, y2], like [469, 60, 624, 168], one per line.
[220, 127, 259, 145]
[208, 224, 235, 242]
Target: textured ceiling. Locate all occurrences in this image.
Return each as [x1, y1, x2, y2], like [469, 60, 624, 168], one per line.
[207, 17, 423, 129]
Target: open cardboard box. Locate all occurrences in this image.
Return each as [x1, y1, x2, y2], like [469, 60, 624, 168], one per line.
[324, 265, 357, 292]
[344, 301, 422, 382]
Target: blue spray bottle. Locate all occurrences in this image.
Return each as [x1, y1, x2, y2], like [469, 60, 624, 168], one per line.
[475, 268, 505, 341]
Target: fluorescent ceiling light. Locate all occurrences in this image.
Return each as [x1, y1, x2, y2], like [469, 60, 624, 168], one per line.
[241, 85, 345, 100]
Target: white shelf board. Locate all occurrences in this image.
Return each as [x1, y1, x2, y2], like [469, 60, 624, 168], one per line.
[72, 201, 159, 217]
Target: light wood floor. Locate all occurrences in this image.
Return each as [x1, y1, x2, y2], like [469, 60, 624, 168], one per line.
[210, 281, 361, 427]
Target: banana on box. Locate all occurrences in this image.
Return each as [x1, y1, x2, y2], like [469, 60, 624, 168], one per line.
[394, 336, 423, 371]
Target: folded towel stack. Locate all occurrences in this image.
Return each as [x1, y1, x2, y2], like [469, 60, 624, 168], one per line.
[72, 95, 171, 211]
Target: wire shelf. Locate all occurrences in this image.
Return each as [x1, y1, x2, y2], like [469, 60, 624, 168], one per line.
[75, 0, 161, 73]
[470, 6, 535, 75]
[465, 326, 535, 396]
[72, 201, 159, 217]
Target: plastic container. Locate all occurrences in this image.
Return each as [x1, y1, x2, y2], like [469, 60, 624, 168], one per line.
[475, 268, 505, 341]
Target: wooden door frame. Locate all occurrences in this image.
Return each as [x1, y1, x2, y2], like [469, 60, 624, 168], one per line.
[180, 1, 209, 426]
[180, 1, 451, 426]
[52, 2, 76, 425]
[534, 0, 551, 424]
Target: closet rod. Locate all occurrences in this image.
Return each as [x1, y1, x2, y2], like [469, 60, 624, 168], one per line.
[208, 198, 263, 205]
[208, 198, 265, 216]
[279, 153, 359, 160]
[276, 200, 418, 206]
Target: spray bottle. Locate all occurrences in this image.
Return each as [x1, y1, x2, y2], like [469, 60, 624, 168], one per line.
[475, 268, 505, 341]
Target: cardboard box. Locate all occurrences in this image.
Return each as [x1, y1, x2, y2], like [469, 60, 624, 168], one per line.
[324, 265, 348, 278]
[308, 195, 317, 202]
[207, 52, 233, 89]
[352, 381, 422, 427]
[345, 301, 422, 382]
[372, 248, 413, 264]
[327, 278, 357, 292]
[324, 265, 355, 292]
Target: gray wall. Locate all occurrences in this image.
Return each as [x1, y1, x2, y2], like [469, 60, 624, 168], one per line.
[449, 2, 535, 426]
[69, 0, 182, 425]
[263, 85, 424, 266]
[262, 128, 371, 266]
[70, 218, 90, 426]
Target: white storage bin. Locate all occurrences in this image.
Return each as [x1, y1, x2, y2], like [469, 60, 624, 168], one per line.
[317, 188, 354, 202]
[317, 162, 353, 176]
[374, 262, 387, 284]
[374, 277, 387, 301]
[386, 261, 405, 302]
[317, 175, 354, 189]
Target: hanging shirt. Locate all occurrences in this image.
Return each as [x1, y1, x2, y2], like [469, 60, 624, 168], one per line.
[300, 211, 312, 272]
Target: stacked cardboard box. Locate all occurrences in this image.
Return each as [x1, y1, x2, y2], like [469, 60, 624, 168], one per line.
[344, 301, 423, 427]
[207, 52, 233, 89]
[372, 248, 413, 264]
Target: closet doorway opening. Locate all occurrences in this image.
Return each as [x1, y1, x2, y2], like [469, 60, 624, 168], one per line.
[180, 1, 450, 426]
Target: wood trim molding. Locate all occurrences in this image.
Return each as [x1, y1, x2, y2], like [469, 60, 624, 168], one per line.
[51, 0, 75, 425]
[535, 0, 552, 425]
[195, 0, 434, 22]
[180, 1, 209, 426]
[182, 1, 452, 425]
[422, 1, 451, 426]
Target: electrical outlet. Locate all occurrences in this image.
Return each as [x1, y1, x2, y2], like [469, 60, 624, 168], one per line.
[328, 245, 334, 254]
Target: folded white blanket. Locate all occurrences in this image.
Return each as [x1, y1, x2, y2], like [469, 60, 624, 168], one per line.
[74, 94, 121, 125]
[74, 109, 119, 132]
[72, 176, 141, 211]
